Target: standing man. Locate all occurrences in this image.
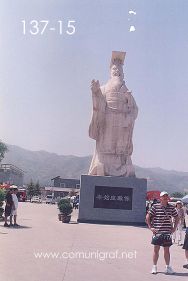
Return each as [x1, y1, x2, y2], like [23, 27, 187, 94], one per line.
[146, 191, 179, 274]
[4, 188, 13, 227]
[10, 187, 19, 226]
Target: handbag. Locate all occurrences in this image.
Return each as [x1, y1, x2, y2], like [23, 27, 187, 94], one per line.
[152, 232, 172, 246]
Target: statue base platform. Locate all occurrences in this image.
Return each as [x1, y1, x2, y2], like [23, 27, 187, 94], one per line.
[78, 175, 147, 225]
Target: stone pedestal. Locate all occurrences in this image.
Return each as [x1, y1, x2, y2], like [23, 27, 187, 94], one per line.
[78, 175, 147, 225]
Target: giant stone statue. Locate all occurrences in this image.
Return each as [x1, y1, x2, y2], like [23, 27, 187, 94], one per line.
[88, 51, 138, 177]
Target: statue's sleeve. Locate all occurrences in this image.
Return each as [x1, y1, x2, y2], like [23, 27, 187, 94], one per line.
[126, 92, 138, 155]
[127, 92, 138, 121]
[89, 87, 106, 140]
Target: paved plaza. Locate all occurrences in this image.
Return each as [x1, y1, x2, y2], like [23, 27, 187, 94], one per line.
[0, 203, 188, 281]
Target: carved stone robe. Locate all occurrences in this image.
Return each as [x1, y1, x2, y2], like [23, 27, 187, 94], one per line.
[89, 79, 138, 176]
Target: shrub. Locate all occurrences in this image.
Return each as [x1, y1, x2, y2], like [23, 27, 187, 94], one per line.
[58, 199, 73, 216]
[0, 207, 4, 217]
[0, 189, 5, 217]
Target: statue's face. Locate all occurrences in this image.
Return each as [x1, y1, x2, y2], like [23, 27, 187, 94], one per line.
[110, 64, 124, 80]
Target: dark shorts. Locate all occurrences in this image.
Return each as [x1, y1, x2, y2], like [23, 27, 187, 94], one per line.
[151, 233, 172, 247]
[5, 205, 12, 216]
[183, 229, 188, 250]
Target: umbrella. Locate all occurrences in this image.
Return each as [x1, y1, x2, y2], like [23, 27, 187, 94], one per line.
[0, 184, 10, 189]
[10, 185, 18, 189]
[181, 195, 188, 204]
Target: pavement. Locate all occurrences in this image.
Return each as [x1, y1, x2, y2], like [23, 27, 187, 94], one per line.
[0, 202, 188, 281]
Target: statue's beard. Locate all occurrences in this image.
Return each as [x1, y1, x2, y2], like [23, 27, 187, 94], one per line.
[107, 76, 124, 88]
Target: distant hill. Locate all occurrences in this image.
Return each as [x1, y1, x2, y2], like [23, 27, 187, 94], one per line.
[2, 144, 188, 194]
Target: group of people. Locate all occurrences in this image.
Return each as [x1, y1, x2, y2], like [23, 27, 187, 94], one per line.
[72, 195, 79, 209]
[146, 191, 188, 274]
[4, 187, 19, 227]
[3, 186, 188, 274]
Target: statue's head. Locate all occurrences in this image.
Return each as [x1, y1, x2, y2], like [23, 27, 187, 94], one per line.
[110, 51, 126, 81]
[110, 61, 124, 81]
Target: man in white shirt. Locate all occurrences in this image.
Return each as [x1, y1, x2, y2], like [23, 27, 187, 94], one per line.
[10, 187, 19, 226]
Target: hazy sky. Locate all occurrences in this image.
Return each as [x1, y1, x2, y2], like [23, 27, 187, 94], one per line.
[0, 0, 188, 172]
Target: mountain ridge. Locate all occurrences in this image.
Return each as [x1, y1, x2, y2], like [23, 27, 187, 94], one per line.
[2, 144, 188, 194]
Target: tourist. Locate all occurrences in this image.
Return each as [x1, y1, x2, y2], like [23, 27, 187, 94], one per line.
[10, 187, 19, 226]
[182, 209, 188, 269]
[146, 201, 150, 214]
[151, 198, 158, 207]
[73, 195, 79, 209]
[4, 188, 14, 227]
[173, 201, 185, 245]
[146, 191, 179, 274]
[182, 203, 188, 228]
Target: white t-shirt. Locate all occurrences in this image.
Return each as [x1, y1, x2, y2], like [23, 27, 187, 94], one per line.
[12, 194, 18, 209]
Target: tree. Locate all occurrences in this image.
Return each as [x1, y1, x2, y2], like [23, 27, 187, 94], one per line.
[69, 189, 77, 197]
[0, 189, 5, 217]
[34, 181, 41, 196]
[0, 141, 8, 162]
[27, 180, 35, 201]
[171, 192, 184, 198]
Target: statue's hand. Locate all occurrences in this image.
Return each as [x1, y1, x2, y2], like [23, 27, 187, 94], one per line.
[91, 79, 100, 94]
